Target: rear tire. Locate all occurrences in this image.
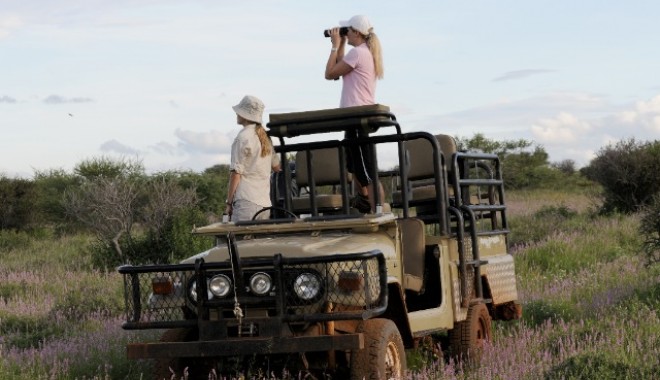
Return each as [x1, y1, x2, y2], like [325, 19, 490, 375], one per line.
[448, 302, 492, 363]
[350, 318, 406, 380]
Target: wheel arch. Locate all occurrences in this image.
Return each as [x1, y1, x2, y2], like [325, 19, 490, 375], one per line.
[380, 282, 414, 348]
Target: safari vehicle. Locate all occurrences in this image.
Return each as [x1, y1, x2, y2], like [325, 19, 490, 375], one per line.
[118, 105, 522, 379]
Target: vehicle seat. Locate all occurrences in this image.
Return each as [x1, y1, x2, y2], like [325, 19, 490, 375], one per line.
[292, 148, 351, 214]
[391, 134, 457, 208]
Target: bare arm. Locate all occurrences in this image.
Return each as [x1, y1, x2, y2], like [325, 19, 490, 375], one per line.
[225, 170, 241, 215]
[325, 28, 353, 80]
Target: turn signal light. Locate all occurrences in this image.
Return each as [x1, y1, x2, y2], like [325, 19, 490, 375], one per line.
[152, 277, 174, 295]
[337, 271, 364, 292]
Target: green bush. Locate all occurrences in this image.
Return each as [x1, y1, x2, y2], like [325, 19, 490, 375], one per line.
[582, 138, 660, 213]
[0, 314, 68, 349]
[49, 281, 124, 320]
[545, 352, 639, 380]
[508, 204, 580, 246]
[32, 169, 82, 232]
[0, 229, 33, 251]
[0, 176, 38, 230]
[90, 208, 212, 267]
[523, 299, 580, 326]
[639, 193, 660, 265]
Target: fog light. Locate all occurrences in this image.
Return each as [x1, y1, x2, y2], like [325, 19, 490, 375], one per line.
[293, 273, 321, 300]
[209, 274, 232, 297]
[249, 272, 272, 295]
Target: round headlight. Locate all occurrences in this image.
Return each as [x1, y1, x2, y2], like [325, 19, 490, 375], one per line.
[249, 272, 272, 295]
[189, 280, 212, 301]
[293, 273, 322, 300]
[209, 274, 232, 297]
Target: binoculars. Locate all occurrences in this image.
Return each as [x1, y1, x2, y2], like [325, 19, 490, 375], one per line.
[323, 27, 349, 38]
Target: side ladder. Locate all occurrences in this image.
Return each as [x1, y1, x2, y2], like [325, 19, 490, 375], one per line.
[449, 152, 509, 307]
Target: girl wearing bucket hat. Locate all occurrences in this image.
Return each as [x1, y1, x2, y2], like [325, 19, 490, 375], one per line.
[325, 15, 385, 213]
[226, 95, 280, 221]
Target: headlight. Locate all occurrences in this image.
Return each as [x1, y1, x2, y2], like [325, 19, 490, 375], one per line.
[209, 274, 232, 297]
[293, 272, 322, 301]
[249, 272, 272, 295]
[189, 280, 213, 301]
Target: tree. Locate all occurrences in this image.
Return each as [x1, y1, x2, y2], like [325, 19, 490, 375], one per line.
[64, 159, 204, 265]
[455, 133, 554, 189]
[0, 176, 37, 230]
[64, 176, 139, 262]
[582, 138, 660, 213]
[74, 156, 144, 180]
[32, 169, 81, 230]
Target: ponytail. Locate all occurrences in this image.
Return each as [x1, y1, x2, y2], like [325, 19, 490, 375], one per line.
[366, 32, 384, 79]
[255, 124, 273, 157]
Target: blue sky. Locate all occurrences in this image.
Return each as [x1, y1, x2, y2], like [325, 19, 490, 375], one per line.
[2, 0, 659, 177]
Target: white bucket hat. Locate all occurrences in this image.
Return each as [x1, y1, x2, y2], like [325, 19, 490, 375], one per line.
[232, 95, 265, 124]
[339, 15, 373, 36]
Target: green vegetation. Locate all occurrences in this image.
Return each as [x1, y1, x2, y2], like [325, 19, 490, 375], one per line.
[1, 136, 659, 379]
[582, 138, 660, 213]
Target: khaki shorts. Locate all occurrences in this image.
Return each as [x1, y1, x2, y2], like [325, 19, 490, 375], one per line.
[231, 199, 270, 222]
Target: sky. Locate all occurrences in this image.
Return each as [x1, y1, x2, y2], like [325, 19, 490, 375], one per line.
[2, 0, 660, 178]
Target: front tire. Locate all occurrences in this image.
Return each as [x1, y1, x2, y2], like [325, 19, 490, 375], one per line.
[350, 318, 406, 380]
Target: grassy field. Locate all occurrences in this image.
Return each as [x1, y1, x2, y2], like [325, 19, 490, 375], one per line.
[0, 189, 658, 379]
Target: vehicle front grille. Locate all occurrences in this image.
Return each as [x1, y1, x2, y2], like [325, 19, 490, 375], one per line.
[119, 250, 387, 329]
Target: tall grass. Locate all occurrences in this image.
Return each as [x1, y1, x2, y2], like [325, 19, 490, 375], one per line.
[1, 189, 659, 379]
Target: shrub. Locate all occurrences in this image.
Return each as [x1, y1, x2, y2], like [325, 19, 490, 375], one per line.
[32, 169, 82, 232]
[639, 193, 660, 266]
[0, 229, 33, 251]
[73, 156, 144, 180]
[49, 281, 124, 320]
[0, 176, 38, 230]
[545, 351, 642, 380]
[582, 138, 660, 213]
[508, 204, 580, 247]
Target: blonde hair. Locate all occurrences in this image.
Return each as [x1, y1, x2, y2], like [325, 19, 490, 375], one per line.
[366, 32, 384, 79]
[255, 124, 273, 157]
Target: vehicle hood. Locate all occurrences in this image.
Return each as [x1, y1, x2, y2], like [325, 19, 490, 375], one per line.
[182, 230, 396, 264]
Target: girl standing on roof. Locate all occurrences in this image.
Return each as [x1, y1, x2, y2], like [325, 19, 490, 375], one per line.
[226, 95, 281, 222]
[325, 15, 384, 213]
[325, 14, 384, 106]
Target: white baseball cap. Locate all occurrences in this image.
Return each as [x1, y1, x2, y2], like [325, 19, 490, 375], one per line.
[232, 95, 265, 124]
[339, 15, 373, 36]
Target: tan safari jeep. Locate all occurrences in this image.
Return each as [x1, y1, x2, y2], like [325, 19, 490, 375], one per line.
[118, 105, 521, 379]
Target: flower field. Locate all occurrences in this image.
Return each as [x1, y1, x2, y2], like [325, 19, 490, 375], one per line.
[1, 190, 658, 379]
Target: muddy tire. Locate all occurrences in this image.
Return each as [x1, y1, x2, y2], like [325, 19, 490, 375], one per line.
[448, 302, 492, 363]
[350, 318, 406, 380]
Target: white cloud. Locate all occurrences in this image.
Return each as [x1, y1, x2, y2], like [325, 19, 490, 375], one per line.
[150, 141, 180, 156]
[618, 95, 660, 132]
[43, 95, 93, 104]
[0, 14, 21, 39]
[531, 112, 591, 143]
[174, 128, 234, 154]
[100, 139, 141, 155]
[492, 69, 556, 82]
